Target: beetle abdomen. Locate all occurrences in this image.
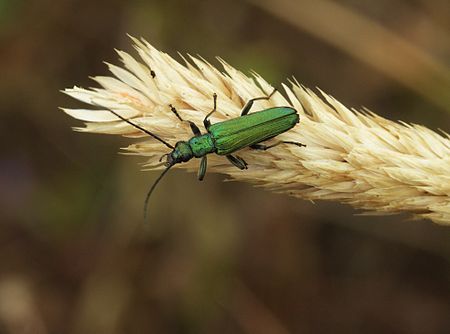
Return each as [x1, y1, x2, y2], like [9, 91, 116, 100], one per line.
[209, 107, 299, 156]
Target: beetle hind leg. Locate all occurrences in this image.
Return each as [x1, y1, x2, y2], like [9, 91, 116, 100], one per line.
[250, 141, 305, 150]
[226, 155, 248, 170]
[240, 88, 277, 116]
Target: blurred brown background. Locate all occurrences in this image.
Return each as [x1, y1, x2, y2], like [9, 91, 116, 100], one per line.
[1, 0, 449, 333]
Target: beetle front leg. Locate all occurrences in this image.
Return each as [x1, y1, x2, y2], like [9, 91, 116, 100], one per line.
[170, 104, 202, 136]
[250, 141, 306, 150]
[203, 93, 218, 131]
[226, 154, 248, 170]
[197, 156, 208, 181]
[240, 88, 277, 116]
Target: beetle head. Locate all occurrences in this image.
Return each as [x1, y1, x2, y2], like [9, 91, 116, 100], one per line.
[166, 141, 193, 165]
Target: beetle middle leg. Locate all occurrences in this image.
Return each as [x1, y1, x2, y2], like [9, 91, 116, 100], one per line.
[226, 154, 248, 170]
[250, 141, 305, 150]
[170, 104, 201, 136]
[203, 93, 218, 131]
[240, 88, 277, 116]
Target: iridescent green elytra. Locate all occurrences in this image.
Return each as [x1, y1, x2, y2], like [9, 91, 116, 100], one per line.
[107, 89, 304, 220]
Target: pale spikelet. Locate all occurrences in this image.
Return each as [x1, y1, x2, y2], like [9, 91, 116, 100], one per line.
[62, 37, 450, 225]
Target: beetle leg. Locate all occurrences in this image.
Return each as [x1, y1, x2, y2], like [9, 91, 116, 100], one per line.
[197, 156, 208, 181]
[170, 104, 201, 136]
[226, 154, 248, 170]
[198, 156, 208, 181]
[203, 93, 218, 131]
[250, 141, 305, 150]
[240, 88, 277, 116]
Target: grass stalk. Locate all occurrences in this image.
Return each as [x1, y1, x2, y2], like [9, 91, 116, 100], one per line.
[62, 37, 450, 225]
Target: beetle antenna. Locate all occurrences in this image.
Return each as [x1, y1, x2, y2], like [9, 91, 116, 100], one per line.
[143, 163, 174, 222]
[106, 108, 174, 149]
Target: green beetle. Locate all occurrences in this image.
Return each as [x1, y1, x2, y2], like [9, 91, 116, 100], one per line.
[108, 89, 304, 219]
